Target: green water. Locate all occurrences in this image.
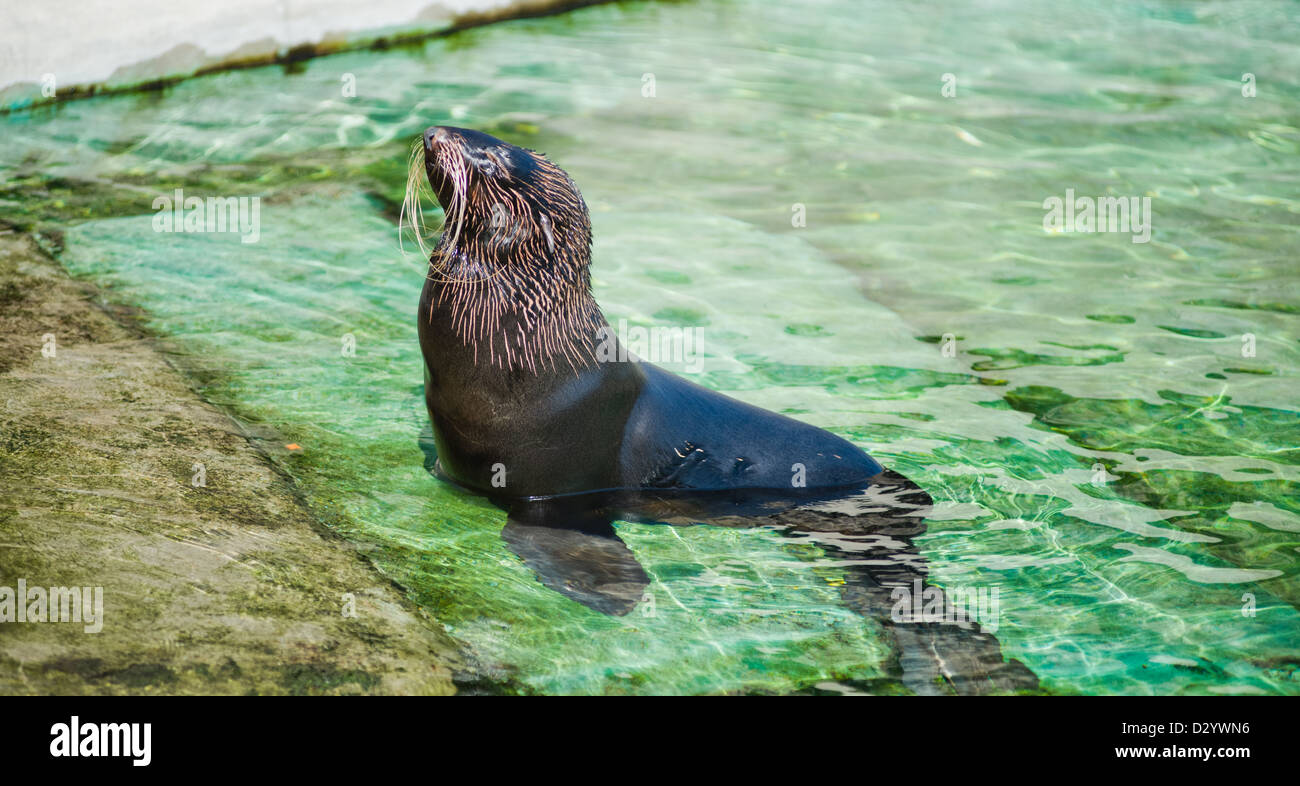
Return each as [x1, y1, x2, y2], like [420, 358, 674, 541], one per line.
[3, 0, 1299, 694]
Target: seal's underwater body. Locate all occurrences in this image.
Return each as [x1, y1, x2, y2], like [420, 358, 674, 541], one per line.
[409, 126, 1037, 693]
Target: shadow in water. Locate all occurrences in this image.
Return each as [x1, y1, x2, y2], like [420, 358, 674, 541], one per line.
[420, 431, 1038, 695]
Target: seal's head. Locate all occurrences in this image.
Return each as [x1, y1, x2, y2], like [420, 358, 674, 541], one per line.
[404, 126, 603, 372]
[405, 126, 591, 279]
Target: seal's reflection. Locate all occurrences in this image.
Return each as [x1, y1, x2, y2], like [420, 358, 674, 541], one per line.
[422, 433, 1036, 694]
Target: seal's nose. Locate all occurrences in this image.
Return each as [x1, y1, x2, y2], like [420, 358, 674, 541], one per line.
[423, 126, 451, 152]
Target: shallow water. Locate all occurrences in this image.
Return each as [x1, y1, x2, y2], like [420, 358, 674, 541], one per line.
[3, 0, 1299, 694]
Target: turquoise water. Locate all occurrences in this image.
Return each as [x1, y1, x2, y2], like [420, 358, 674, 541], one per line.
[3, 0, 1298, 694]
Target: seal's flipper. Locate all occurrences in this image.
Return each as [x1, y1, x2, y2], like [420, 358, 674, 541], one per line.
[501, 503, 650, 617]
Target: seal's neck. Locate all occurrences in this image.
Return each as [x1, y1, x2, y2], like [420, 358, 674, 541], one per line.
[426, 241, 607, 374]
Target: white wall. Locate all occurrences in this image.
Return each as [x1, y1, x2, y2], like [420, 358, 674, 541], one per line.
[1, 0, 589, 109]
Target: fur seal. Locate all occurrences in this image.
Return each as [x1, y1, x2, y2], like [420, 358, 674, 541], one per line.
[406, 127, 1039, 691]
[409, 126, 884, 500]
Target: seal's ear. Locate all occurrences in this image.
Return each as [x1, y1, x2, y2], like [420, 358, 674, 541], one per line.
[538, 213, 557, 254]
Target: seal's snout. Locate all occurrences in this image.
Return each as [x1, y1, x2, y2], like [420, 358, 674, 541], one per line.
[423, 126, 451, 153]
[420, 126, 468, 212]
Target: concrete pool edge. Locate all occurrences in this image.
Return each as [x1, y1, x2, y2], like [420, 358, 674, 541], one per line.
[1, 0, 619, 115]
[0, 227, 466, 695]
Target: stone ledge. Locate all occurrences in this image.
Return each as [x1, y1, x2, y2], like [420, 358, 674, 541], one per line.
[0, 229, 462, 695]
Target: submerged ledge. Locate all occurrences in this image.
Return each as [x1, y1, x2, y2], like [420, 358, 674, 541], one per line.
[1, 0, 613, 114]
[0, 226, 465, 694]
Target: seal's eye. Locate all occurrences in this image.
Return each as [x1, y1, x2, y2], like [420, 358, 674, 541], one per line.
[475, 150, 508, 179]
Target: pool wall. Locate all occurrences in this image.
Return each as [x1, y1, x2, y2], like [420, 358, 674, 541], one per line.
[0, 0, 614, 111]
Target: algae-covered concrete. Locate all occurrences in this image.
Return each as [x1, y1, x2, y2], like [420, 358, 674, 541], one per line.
[0, 227, 463, 694]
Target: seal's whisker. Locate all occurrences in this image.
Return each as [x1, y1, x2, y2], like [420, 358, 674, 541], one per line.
[400, 139, 438, 260]
[446, 154, 468, 258]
